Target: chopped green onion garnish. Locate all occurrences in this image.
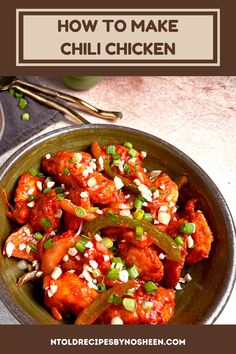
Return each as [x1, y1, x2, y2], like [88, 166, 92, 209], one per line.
[142, 301, 153, 311]
[174, 235, 184, 245]
[133, 209, 144, 220]
[56, 193, 65, 201]
[89, 207, 99, 213]
[40, 217, 52, 228]
[123, 142, 133, 149]
[72, 153, 82, 163]
[55, 186, 64, 194]
[112, 153, 120, 160]
[43, 187, 51, 194]
[18, 97, 28, 110]
[180, 222, 195, 234]
[37, 172, 45, 178]
[102, 237, 113, 249]
[122, 298, 136, 312]
[112, 257, 124, 265]
[15, 92, 23, 99]
[110, 245, 119, 256]
[135, 226, 143, 239]
[107, 268, 120, 280]
[106, 145, 116, 155]
[75, 206, 87, 218]
[128, 148, 137, 157]
[134, 197, 143, 210]
[144, 281, 158, 294]
[28, 168, 38, 177]
[143, 213, 153, 223]
[123, 164, 130, 173]
[92, 269, 101, 278]
[75, 240, 86, 253]
[43, 239, 54, 249]
[148, 175, 155, 182]
[108, 294, 122, 306]
[21, 113, 30, 121]
[96, 282, 106, 293]
[106, 209, 115, 216]
[63, 168, 70, 175]
[29, 242, 38, 252]
[128, 265, 139, 279]
[27, 195, 36, 202]
[9, 88, 15, 95]
[33, 232, 43, 241]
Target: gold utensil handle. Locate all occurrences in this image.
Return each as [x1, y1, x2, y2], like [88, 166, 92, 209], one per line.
[15, 79, 122, 121]
[12, 84, 90, 125]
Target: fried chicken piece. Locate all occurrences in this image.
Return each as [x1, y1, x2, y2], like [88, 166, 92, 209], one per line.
[184, 199, 214, 265]
[29, 190, 60, 233]
[43, 272, 98, 321]
[3, 224, 39, 262]
[119, 243, 164, 282]
[6, 173, 43, 224]
[42, 151, 119, 204]
[99, 286, 175, 324]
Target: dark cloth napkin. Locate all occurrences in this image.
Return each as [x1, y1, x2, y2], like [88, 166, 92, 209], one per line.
[0, 77, 64, 155]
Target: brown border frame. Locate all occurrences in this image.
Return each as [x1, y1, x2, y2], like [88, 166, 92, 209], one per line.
[17, 9, 219, 66]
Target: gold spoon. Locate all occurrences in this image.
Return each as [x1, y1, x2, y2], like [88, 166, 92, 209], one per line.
[0, 77, 122, 124]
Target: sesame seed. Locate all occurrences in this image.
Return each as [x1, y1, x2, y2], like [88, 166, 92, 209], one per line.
[159, 184, 166, 190]
[124, 194, 131, 200]
[96, 209, 103, 215]
[67, 270, 75, 273]
[45, 154, 51, 160]
[187, 236, 195, 249]
[27, 201, 35, 208]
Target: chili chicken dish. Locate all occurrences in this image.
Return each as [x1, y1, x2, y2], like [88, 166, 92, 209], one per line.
[3, 141, 214, 324]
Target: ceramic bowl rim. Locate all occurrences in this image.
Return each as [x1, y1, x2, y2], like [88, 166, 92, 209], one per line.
[0, 124, 235, 325]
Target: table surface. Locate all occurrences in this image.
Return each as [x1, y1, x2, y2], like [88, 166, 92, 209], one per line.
[0, 76, 235, 324]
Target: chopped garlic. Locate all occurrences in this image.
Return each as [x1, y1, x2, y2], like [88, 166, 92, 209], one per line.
[114, 176, 124, 190]
[6, 242, 15, 257]
[89, 260, 98, 269]
[47, 181, 55, 189]
[18, 243, 26, 251]
[175, 282, 182, 290]
[68, 247, 78, 256]
[187, 236, 195, 249]
[103, 255, 110, 262]
[119, 210, 131, 217]
[184, 273, 192, 282]
[87, 177, 97, 187]
[141, 151, 147, 158]
[51, 266, 62, 280]
[45, 154, 51, 160]
[94, 234, 102, 242]
[119, 269, 129, 283]
[158, 212, 171, 225]
[159, 253, 166, 260]
[85, 241, 94, 249]
[36, 181, 43, 192]
[63, 254, 69, 262]
[98, 156, 104, 170]
[80, 191, 89, 198]
[111, 317, 123, 325]
[27, 201, 35, 208]
[153, 190, 160, 199]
